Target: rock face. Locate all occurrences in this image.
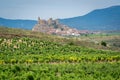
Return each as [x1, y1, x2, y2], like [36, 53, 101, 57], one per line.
[32, 17, 81, 36]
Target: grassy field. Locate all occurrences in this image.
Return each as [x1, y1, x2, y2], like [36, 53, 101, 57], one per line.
[0, 26, 120, 80]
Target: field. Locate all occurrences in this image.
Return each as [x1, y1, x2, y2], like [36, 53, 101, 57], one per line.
[0, 27, 120, 80]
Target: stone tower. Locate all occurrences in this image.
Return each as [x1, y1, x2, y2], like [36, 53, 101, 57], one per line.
[48, 18, 53, 25]
[38, 17, 41, 24]
[55, 19, 59, 25]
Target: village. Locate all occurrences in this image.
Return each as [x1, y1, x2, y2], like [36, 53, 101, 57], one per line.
[32, 17, 99, 36]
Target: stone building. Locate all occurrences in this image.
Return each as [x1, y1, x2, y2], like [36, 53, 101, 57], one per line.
[32, 17, 81, 36]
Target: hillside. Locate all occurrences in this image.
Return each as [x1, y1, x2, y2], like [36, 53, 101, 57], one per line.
[0, 26, 120, 79]
[0, 18, 37, 30]
[60, 6, 120, 30]
[0, 26, 120, 51]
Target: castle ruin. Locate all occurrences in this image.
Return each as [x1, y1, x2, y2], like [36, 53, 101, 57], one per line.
[32, 17, 80, 36]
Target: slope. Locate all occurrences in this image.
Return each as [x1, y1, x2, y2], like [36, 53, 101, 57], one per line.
[0, 26, 120, 80]
[0, 18, 37, 30]
[60, 6, 120, 30]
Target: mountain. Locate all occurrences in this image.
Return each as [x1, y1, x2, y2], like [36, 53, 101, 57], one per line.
[0, 6, 120, 30]
[0, 17, 37, 30]
[59, 6, 120, 30]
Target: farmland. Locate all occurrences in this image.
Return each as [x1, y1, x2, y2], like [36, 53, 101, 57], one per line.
[0, 27, 120, 80]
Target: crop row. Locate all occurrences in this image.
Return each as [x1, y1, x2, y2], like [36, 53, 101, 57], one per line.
[0, 62, 120, 80]
[0, 54, 120, 64]
[0, 37, 120, 64]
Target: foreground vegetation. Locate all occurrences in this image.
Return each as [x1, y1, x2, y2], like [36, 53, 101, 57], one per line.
[0, 27, 120, 80]
[0, 63, 120, 80]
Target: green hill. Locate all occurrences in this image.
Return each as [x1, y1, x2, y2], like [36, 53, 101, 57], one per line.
[1, 26, 120, 51]
[0, 26, 120, 79]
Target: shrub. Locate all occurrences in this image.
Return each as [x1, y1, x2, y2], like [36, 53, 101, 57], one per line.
[27, 74, 34, 80]
[0, 60, 4, 64]
[101, 41, 107, 47]
[14, 65, 21, 72]
[68, 42, 74, 45]
[10, 59, 17, 64]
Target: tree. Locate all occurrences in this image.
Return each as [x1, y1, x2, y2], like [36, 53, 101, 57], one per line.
[101, 41, 107, 47]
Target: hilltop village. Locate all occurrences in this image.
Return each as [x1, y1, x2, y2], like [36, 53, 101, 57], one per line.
[32, 17, 94, 36]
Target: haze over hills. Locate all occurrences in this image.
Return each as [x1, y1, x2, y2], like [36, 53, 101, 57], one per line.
[60, 5, 120, 30]
[0, 5, 120, 30]
[0, 17, 37, 30]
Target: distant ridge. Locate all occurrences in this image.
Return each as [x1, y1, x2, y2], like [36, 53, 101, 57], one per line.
[0, 5, 120, 30]
[0, 17, 37, 30]
[59, 5, 120, 30]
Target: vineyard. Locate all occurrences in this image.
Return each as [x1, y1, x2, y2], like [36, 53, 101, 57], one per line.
[0, 27, 120, 80]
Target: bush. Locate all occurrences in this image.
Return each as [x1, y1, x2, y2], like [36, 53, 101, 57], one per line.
[68, 42, 74, 45]
[101, 41, 107, 47]
[27, 74, 34, 80]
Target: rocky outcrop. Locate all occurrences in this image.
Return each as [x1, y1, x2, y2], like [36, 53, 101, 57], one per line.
[32, 17, 81, 36]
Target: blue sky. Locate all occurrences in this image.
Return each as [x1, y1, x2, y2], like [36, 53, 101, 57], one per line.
[0, 0, 120, 20]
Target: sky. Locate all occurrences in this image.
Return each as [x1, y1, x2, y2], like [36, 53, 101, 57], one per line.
[0, 0, 120, 20]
